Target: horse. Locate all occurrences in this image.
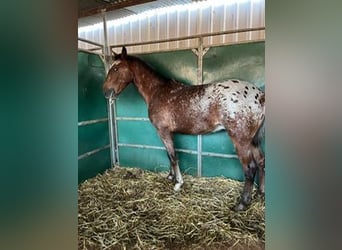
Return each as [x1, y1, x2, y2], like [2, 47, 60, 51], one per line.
[103, 47, 265, 211]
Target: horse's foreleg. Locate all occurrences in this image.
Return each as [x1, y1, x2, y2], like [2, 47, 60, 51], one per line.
[234, 144, 257, 211]
[158, 129, 183, 191]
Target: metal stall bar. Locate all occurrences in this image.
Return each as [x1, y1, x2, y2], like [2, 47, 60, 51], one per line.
[106, 97, 118, 166]
[78, 37, 104, 54]
[78, 118, 108, 126]
[78, 37, 103, 47]
[192, 37, 209, 177]
[78, 145, 111, 160]
[117, 143, 238, 159]
[110, 27, 265, 52]
[77, 37, 103, 56]
[102, 11, 119, 167]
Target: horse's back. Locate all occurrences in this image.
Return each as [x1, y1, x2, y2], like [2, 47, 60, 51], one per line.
[148, 79, 264, 136]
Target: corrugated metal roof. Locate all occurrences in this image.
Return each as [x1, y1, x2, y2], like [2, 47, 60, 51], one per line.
[126, 0, 192, 13]
[78, 0, 193, 28]
[78, 0, 265, 54]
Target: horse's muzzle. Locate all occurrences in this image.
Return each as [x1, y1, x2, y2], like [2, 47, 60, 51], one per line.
[104, 88, 115, 99]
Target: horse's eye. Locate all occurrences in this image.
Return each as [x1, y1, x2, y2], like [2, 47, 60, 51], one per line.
[113, 67, 118, 72]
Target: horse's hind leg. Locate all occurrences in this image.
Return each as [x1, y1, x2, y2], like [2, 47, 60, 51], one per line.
[234, 143, 258, 211]
[157, 128, 184, 191]
[252, 146, 265, 197]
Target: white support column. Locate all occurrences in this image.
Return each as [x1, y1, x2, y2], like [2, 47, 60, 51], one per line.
[192, 37, 209, 177]
[103, 11, 119, 167]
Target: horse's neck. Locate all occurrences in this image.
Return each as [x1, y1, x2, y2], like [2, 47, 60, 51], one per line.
[131, 60, 165, 104]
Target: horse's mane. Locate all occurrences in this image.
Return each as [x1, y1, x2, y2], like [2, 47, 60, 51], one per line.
[119, 53, 171, 84]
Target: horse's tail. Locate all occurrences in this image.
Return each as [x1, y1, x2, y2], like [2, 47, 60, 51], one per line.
[252, 115, 265, 147]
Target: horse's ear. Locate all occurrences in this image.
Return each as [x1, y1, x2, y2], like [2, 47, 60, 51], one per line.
[111, 51, 118, 61]
[107, 51, 117, 64]
[122, 46, 127, 59]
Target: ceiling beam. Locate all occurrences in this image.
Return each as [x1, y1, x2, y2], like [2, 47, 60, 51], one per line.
[79, 0, 156, 18]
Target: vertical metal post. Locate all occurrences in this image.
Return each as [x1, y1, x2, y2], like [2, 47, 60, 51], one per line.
[192, 37, 209, 177]
[102, 10, 111, 72]
[102, 10, 119, 167]
[197, 37, 203, 177]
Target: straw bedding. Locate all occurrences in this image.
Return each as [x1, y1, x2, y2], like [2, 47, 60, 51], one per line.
[78, 166, 265, 250]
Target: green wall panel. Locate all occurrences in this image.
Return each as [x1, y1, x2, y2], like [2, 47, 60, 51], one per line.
[117, 120, 163, 147]
[78, 122, 109, 155]
[203, 42, 265, 89]
[176, 152, 198, 176]
[116, 84, 148, 117]
[202, 131, 236, 155]
[118, 147, 198, 176]
[119, 147, 170, 172]
[202, 156, 244, 181]
[78, 149, 111, 183]
[78, 51, 111, 183]
[174, 134, 198, 151]
[139, 50, 197, 85]
[118, 119, 199, 151]
[78, 52, 108, 121]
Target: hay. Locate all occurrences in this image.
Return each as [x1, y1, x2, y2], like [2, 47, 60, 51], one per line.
[78, 166, 265, 250]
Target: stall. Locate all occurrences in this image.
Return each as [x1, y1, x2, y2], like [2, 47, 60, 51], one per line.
[78, 1, 265, 249]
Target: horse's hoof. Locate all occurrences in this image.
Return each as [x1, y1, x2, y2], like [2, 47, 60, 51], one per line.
[174, 183, 183, 192]
[234, 203, 247, 212]
[256, 191, 265, 199]
[167, 174, 174, 181]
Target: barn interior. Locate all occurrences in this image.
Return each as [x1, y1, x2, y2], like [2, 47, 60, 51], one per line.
[78, 1, 265, 249]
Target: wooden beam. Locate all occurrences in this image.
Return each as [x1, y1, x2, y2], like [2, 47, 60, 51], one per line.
[79, 0, 156, 18]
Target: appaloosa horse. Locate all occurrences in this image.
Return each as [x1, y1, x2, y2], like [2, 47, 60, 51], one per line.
[103, 47, 265, 211]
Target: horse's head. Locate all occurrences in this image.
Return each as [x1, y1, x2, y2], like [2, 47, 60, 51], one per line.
[103, 47, 133, 99]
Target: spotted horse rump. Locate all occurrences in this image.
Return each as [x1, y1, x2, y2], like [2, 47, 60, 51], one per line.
[103, 47, 265, 211]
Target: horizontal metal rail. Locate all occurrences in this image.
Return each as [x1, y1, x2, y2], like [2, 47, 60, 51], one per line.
[78, 118, 108, 126]
[88, 47, 103, 51]
[110, 27, 265, 49]
[78, 27, 265, 55]
[202, 151, 238, 159]
[116, 117, 150, 121]
[118, 143, 165, 151]
[78, 144, 110, 160]
[118, 143, 238, 159]
[78, 48, 103, 55]
[78, 37, 103, 47]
